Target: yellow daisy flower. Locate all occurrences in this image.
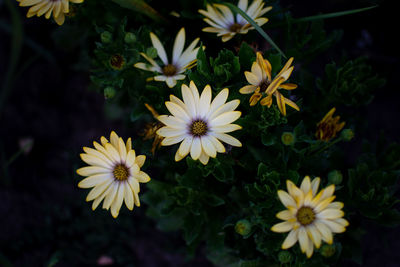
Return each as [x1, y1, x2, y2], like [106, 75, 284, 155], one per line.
[271, 176, 349, 258]
[156, 81, 242, 165]
[77, 131, 150, 218]
[239, 52, 299, 116]
[315, 108, 346, 142]
[17, 0, 84, 26]
[199, 0, 272, 42]
[134, 28, 201, 88]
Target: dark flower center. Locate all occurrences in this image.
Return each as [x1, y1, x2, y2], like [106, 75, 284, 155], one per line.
[296, 206, 316, 226]
[190, 120, 208, 137]
[259, 80, 270, 93]
[229, 23, 243, 33]
[110, 54, 125, 70]
[162, 64, 177, 76]
[113, 164, 130, 181]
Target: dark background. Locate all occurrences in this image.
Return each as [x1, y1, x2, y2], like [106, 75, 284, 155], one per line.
[0, 0, 398, 266]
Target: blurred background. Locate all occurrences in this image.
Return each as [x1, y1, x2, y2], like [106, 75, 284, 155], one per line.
[0, 0, 398, 266]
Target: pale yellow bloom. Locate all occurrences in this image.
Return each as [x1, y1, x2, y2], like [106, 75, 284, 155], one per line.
[17, 0, 84, 25]
[156, 81, 242, 165]
[134, 28, 201, 88]
[77, 131, 150, 218]
[239, 52, 299, 116]
[271, 176, 349, 258]
[199, 0, 272, 42]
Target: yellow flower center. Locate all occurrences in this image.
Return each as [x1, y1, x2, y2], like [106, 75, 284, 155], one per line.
[296, 207, 316, 226]
[229, 23, 243, 33]
[110, 54, 125, 70]
[113, 164, 129, 181]
[190, 120, 208, 137]
[162, 64, 177, 76]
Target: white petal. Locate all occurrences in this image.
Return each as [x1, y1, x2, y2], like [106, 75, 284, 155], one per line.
[281, 229, 298, 249]
[172, 28, 185, 65]
[210, 111, 241, 127]
[190, 137, 202, 160]
[212, 133, 241, 147]
[111, 183, 125, 218]
[178, 136, 193, 157]
[198, 85, 212, 118]
[207, 88, 229, 117]
[78, 173, 112, 188]
[150, 32, 168, 65]
[201, 136, 216, 158]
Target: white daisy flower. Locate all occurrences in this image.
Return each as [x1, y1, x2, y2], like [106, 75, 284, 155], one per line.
[77, 131, 150, 218]
[156, 81, 242, 165]
[271, 176, 349, 258]
[17, 0, 84, 26]
[134, 28, 201, 88]
[199, 0, 272, 42]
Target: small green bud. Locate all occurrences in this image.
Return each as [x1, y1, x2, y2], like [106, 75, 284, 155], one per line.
[146, 47, 158, 58]
[341, 129, 354, 141]
[278, 251, 292, 264]
[235, 219, 252, 236]
[328, 170, 343, 185]
[104, 87, 116, 99]
[320, 244, 336, 258]
[281, 132, 295, 146]
[101, 31, 112, 44]
[124, 32, 136, 44]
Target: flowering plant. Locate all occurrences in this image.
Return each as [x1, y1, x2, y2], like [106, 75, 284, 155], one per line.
[3, 0, 398, 266]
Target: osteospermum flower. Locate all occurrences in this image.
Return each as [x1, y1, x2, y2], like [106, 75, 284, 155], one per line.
[77, 131, 150, 218]
[134, 28, 201, 88]
[17, 0, 84, 26]
[199, 0, 272, 42]
[239, 52, 299, 116]
[315, 108, 345, 142]
[271, 176, 349, 258]
[156, 81, 242, 165]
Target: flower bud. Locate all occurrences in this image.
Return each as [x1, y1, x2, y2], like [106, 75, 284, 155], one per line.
[235, 219, 252, 236]
[281, 132, 295, 146]
[328, 170, 343, 185]
[124, 32, 136, 44]
[320, 244, 336, 258]
[109, 54, 126, 70]
[341, 129, 354, 141]
[104, 87, 116, 99]
[278, 251, 292, 264]
[101, 31, 112, 44]
[146, 47, 158, 58]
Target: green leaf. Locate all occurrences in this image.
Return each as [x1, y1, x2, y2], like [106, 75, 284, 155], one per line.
[223, 2, 286, 58]
[238, 42, 255, 71]
[293, 6, 378, 23]
[196, 45, 211, 77]
[204, 194, 225, 207]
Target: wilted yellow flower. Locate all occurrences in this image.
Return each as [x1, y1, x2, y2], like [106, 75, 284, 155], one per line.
[199, 0, 272, 42]
[141, 104, 164, 155]
[134, 28, 201, 88]
[77, 131, 150, 218]
[17, 0, 84, 26]
[315, 108, 345, 142]
[239, 52, 299, 116]
[156, 81, 242, 165]
[271, 176, 349, 258]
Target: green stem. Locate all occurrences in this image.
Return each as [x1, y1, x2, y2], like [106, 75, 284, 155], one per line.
[312, 137, 343, 156]
[223, 2, 286, 59]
